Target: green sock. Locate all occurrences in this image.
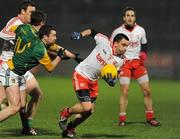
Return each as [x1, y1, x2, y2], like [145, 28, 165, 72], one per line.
[27, 118, 33, 128]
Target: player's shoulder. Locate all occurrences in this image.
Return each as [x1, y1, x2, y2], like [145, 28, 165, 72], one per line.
[6, 16, 19, 24]
[32, 39, 47, 59]
[6, 16, 22, 26]
[32, 39, 45, 53]
[34, 38, 46, 50]
[96, 33, 109, 40]
[1, 16, 22, 33]
[95, 33, 111, 45]
[112, 24, 124, 33]
[135, 24, 145, 31]
[33, 37, 42, 44]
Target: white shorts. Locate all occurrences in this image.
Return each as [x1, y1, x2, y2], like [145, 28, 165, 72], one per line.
[0, 63, 25, 89]
[23, 71, 34, 81]
[20, 71, 34, 91]
[119, 74, 149, 84]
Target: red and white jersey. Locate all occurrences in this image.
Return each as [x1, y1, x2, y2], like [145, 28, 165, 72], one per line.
[75, 33, 125, 81]
[110, 24, 147, 60]
[0, 16, 24, 61]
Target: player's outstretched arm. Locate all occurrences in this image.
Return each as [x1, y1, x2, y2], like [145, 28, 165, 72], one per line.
[62, 48, 84, 63]
[48, 44, 84, 63]
[71, 29, 98, 40]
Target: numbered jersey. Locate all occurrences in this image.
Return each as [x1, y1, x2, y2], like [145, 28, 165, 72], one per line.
[75, 33, 125, 80]
[0, 16, 24, 61]
[7, 37, 49, 76]
[110, 24, 147, 60]
[6, 24, 49, 76]
[15, 24, 38, 45]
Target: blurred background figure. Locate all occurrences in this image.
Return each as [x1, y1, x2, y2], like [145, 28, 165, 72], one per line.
[110, 7, 160, 126]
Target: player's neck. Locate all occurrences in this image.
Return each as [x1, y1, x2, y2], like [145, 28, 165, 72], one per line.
[17, 14, 27, 24]
[124, 24, 136, 31]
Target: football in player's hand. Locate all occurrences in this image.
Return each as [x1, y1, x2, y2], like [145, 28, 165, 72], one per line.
[101, 64, 118, 79]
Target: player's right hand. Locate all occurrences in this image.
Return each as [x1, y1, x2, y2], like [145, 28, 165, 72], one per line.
[70, 32, 82, 40]
[103, 73, 117, 87]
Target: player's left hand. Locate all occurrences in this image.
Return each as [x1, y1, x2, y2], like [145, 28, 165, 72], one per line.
[103, 73, 117, 87]
[71, 32, 82, 40]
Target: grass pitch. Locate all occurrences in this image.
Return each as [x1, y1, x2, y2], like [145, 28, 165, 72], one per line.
[0, 77, 180, 139]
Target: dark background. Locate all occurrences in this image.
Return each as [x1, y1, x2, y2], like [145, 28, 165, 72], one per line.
[0, 0, 180, 78]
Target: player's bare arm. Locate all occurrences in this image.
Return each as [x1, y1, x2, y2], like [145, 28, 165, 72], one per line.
[48, 44, 83, 63]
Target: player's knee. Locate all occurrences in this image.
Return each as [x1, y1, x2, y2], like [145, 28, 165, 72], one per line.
[143, 88, 151, 97]
[121, 87, 129, 96]
[83, 107, 92, 112]
[83, 105, 92, 112]
[36, 91, 43, 102]
[121, 90, 129, 97]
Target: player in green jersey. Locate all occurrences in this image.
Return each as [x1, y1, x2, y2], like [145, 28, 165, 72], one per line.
[0, 10, 82, 132]
[0, 23, 64, 122]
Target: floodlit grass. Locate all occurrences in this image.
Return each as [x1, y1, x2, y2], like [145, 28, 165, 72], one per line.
[0, 77, 180, 139]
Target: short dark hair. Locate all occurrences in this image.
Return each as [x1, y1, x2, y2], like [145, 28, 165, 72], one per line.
[123, 6, 136, 16]
[30, 10, 47, 26]
[39, 25, 56, 39]
[113, 33, 129, 43]
[18, 1, 36, 14]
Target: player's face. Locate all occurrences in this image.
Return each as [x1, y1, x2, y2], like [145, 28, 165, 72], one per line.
[45, 30, 57, 46]
[123, 10, 136, 27]
[113, 38, 129, 56]
[22, 6, 36, 23]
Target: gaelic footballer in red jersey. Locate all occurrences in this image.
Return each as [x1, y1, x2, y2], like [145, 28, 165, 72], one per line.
[59, 29, 129, 138]
[110, 6, 160, 127]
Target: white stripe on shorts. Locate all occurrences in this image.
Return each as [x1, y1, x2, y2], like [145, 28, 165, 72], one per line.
[137, 74, 149, 84]
[119, 77, 131, 84]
